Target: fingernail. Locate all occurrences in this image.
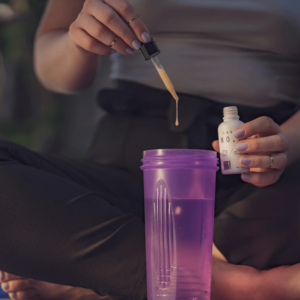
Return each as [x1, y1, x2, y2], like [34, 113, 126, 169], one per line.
[132, 39, 141, 49]
[2, 283, 8, 290]
[234, 129, 245, 138]
[110, 49, 117, 54]
[11, 292, 16, 299]
[125, 47, 134, 55]
[141, 32, 151, 43]
[0, 272, 4, 280]
[242, 173, 251, 181]
[241, 158, 251, 165]
[236, 143, 248, 151]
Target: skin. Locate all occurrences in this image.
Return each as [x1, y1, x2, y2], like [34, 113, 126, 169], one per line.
[34, 0, 151, 93]
[0, 272, 115, 300]
[3, 0, 300, 299]
[212, 113, 300, 187]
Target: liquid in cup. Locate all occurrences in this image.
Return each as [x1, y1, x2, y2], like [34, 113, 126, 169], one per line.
[141, 149, 218, 300]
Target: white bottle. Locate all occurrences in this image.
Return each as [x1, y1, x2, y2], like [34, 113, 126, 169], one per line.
[218, 106, 249, 175]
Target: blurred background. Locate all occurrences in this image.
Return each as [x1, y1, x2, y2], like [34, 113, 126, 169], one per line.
[0, 0, 112, 159]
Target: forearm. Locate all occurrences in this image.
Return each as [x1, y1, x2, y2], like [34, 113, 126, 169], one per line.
[280, 109, 300, 166]
[211, 244, 285, 300]
[211, 244, 261, 300]
[34, 30, 99, 94]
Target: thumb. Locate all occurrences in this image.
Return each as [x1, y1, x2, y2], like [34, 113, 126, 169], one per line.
[212, 140, 220, 153]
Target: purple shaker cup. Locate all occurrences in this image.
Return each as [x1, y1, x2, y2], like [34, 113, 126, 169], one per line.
[141, 149, 218, 300]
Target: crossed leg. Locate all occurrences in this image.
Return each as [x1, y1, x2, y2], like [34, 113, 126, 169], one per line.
[0, 140, 146, 300]
[0, 271, 116, 300]
[214, 160, 300, 270]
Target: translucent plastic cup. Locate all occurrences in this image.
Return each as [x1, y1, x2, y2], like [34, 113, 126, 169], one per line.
[141, 149, 219, 300]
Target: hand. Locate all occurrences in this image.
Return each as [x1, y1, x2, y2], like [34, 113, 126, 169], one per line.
[69, 0, 151, 56]
[213, 116, 288, 187]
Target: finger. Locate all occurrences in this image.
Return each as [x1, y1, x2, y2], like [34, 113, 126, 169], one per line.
[9, 288, 37, 300]
[236, 133, 287, 154]
[241, 170, 282, 187]
[85, 0, 142, 50]
[0, 272, 24, 283]
[79, 14, 133, 55]
[2, 280, 33, 293]
[69, 25, 112, 55]
[212, 140, 220, 153]
[240, 153, 287, 170]
[233, 116, 280, 140]
[104, 0, 151, 43]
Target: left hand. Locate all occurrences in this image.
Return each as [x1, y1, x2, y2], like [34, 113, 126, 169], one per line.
[213, 116, 289, 187]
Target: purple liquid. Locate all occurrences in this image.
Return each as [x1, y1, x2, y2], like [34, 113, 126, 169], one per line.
[145, 198, 214, 300]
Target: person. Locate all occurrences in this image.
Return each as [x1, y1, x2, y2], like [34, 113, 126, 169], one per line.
[1, 0, 300, 299]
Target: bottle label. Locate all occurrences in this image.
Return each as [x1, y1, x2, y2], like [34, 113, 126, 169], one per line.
[219, 129, 248, 173]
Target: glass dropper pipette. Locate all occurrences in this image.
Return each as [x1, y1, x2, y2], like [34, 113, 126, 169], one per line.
[140, 41, 179, 126]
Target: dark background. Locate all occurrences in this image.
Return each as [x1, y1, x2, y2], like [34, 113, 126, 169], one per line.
[0, 0, 112, 158]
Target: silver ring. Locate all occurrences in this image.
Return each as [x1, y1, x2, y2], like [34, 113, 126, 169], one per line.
[110, 37, 117, 48]
[128, 15, 139, 24]
[269, 154, 274, 168]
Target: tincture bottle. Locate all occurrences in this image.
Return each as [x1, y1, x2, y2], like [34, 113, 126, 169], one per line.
[218, 106, 249, 175]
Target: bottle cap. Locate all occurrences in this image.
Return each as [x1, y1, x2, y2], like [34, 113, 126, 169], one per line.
[139, 40, 160, 60]
[223, 106, 239, 121]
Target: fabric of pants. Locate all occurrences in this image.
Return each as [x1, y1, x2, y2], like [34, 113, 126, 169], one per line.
[0, 140, 146, 300]
[0, 80, 300, 300]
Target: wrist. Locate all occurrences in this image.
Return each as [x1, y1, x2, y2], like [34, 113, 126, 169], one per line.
[35, 30, 99, 93]
[280, 111, 300, 166]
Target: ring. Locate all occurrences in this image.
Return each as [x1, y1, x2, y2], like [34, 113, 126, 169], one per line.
[110, 37, 117, 47]
[128, 15, 139, 24]
[269, 154, 274, 168]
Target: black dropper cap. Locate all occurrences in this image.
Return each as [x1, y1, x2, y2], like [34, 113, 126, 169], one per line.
[139, 40, 160, 60]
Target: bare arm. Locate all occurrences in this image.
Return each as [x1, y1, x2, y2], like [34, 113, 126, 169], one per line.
[211, 244, 300, 300]
[34, 0, 150, 94]
[34, 0, 98, 93]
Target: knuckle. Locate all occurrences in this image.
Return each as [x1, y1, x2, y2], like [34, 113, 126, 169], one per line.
[83, 39, 96, 52]
[254, 173, 263, 184]
[69, 22, 76, 35]
[83, 0, 95, 10]
[119, 2, 134, 16]
[260, 116, 274, 132]
[76, 11, 84, 21]
[250, 141, 259, 152]
[123, 31, 134, 42]
[251, 157, 258, 166]
[275, 134, 286, 150]
[94, 25, 105, 38]
[277, 153, 287, 169]
[102, 12, 115, 25]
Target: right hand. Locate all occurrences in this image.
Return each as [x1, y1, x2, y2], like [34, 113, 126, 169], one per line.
[69, 0, 151, 56]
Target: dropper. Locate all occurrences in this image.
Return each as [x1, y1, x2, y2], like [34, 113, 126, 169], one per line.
[140, 40, 179, 126]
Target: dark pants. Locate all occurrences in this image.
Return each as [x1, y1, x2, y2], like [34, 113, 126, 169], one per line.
[0, 81, 299, 300]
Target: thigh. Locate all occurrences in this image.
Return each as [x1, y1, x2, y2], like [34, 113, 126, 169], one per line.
[0, 139, 144, 219]
[0, 140, 147, 299]
[214, 160, 300, 270]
